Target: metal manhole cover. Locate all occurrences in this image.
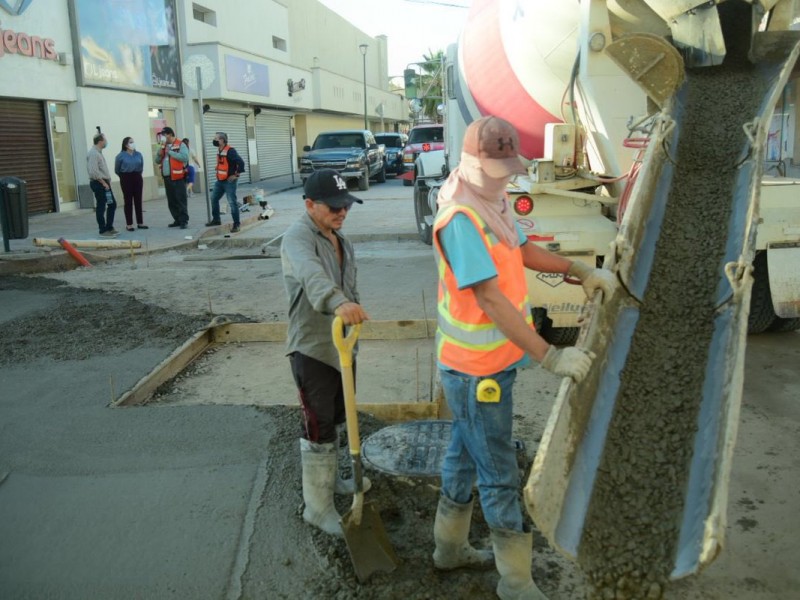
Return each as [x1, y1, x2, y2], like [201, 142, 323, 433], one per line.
[362, 420, 452, 478]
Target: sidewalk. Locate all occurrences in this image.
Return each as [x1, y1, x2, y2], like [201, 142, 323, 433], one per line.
[0, 174, 302, 274]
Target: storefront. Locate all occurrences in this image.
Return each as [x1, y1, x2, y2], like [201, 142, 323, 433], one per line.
[255, 111, 294, 179]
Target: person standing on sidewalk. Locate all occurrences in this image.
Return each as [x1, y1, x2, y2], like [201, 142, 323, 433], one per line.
[114, 136, 148, 232]
[154, 127, 189, 229]
[430, 116, 616, 599]
[280, 169, 371, 537]
[205, 132, 245, 233]
[86, 133, 118, 237]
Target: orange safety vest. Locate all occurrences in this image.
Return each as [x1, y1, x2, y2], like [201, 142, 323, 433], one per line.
[162, 140, 186, 181]
[432, 205, 533, 376]
[216, 145, 232, 180]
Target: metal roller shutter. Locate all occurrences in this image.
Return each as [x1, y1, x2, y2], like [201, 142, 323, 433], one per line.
[0, 99, 55, 214]
[255, 113, 293, 179]
[203, 112, 250, 189]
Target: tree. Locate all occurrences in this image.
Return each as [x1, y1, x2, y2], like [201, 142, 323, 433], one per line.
[414, 49, 445, 123]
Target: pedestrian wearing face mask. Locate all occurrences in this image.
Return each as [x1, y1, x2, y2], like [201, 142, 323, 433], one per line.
[429, 116, 617, 599]
[154, 127, 190, 229]
[115, 136, 147, 231]
[87, 132, 118, 237]
[205, 132, 246, 233]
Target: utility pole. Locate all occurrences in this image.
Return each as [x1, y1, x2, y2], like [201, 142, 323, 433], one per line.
[359, 44, 368, 130]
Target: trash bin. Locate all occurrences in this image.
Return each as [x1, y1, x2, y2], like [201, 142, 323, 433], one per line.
[0, 176, 28, 240]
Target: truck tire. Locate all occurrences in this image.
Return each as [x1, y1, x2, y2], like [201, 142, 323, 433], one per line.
[358, 168, 369, 191]
[768, 316, 800, 332]
[375, 164, 386, 183]
[414, 179, 434, 245]
[532, 307, 579, 346]
[747, 251, 776, 334]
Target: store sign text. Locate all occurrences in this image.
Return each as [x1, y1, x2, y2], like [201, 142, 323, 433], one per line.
[0, 25, 57, 60]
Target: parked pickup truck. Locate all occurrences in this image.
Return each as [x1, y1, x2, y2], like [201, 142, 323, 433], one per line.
[300, 130, 386, 191]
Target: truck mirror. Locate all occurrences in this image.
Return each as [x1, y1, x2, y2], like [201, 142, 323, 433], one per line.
[369, 143, 378, 150]
[303, 145, 311, 152]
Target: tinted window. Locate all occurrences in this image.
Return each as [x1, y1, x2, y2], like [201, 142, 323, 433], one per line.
[313, 134, 366, 149]
[375, 135, 403, 148]
[408, 127, 443, 144]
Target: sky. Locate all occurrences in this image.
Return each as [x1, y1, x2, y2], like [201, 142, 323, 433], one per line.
[316, 0, 470, 79]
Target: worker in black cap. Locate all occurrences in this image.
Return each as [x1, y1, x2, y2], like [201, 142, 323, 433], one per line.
[280, 169, 370, 537]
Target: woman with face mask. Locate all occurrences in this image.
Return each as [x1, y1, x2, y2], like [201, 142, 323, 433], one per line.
[114, 136, 147, 231]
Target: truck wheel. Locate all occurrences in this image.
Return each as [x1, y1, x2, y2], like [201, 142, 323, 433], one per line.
[376, 164, 386, 183]
[414, 179, 434, 245]
[532, 308, 579, 346]
[748, 251, 776, 334]
[768, 316, 800, 332]
[358, 168, 369, 191]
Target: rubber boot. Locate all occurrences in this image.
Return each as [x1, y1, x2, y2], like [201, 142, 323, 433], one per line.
[334, 424, 371, 495]
[300, 438, 342, 537]
[433, 495, 494, 570]
[491, 528, 548, 600]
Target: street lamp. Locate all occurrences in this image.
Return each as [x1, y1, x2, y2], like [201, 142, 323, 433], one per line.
[359, 43, 368, 130]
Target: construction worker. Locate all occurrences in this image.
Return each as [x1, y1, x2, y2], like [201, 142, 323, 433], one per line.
[280, 169, 371, 536]
[154, 127, 190, 229]
[430, 116, 616, 599]
[205, 132, 246, 233]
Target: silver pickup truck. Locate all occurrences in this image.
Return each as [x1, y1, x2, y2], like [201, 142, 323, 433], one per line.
[300, 130, 386, 191]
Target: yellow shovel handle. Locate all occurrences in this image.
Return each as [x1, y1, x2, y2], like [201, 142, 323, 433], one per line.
[332, 316, 362, 455]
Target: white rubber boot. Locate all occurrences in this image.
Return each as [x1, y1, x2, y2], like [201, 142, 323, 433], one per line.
[491, 528, 548, 600]
[433, 495, 494, 570]
[300, 438, 342, 537]
[334, 424, 371, 495]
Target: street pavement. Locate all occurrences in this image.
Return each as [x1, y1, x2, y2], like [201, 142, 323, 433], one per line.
[0, 174, 304, 273]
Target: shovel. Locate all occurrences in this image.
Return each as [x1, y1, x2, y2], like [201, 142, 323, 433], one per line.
[332, 316, 399, 583]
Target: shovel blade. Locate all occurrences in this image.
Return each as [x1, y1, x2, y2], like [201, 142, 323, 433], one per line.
[340, 501, 399, 583]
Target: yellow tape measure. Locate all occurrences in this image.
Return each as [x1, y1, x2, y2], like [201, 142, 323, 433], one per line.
[477, 378, 501, 403]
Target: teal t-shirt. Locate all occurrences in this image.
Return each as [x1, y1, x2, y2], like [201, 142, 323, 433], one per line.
[438, 212, 531, 370]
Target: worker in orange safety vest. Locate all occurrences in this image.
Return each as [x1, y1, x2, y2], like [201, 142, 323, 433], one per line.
[205, 131, 246, 233]
[155, 127, 190, 229]
[429, 116, 617, 600]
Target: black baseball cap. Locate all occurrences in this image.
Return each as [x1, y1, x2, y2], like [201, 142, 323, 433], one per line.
[303, 169, 363, 209]
[159, 127, 175, 136]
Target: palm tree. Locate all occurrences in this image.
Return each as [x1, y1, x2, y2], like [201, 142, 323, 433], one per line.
[415, 49, 445, 123]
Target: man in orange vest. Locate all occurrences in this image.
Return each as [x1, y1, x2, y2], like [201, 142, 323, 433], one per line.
[430, 116, 616, 600]
[155, 127, 190, 229]
[205, 131, 246, 233]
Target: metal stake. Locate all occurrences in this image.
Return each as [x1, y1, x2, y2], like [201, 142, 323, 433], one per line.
[197, 67, 212, 222]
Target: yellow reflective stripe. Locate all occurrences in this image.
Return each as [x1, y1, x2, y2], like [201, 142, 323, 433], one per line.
[438, 328, 510, 352]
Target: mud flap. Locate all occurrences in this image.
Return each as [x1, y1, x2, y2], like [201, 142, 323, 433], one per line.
[767, 244, 800, 318]
[524, 17, 800, 596]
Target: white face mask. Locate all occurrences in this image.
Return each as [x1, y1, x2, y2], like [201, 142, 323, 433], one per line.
[128, 142, 136, 150]
[158, 135, 165, 144]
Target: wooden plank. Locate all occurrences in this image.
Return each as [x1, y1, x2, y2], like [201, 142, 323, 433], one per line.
[209, 319, 437, 344]
[359, 402, 441, 423]
[113, 329, 212, 407]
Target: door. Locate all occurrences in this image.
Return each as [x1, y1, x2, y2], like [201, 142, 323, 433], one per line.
[255, 112, 293, 179]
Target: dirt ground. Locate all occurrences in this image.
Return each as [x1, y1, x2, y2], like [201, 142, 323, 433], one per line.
[2, 236, 799, 599]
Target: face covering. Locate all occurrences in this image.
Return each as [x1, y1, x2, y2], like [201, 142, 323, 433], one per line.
[212, 139, 220, 147]
[127, 142, 136, 150]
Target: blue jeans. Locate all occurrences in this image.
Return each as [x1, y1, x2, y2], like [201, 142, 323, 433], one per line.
[211, 178, 239, 226]
[439, 368, 523, 532]
[90, 179, 116, 233]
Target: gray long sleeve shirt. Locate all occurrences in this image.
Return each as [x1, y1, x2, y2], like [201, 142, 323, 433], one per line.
[87, 146, 111, 181]
[281, 212, 359, 370]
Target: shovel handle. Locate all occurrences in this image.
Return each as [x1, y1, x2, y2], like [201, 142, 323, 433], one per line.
[333, 316, 362, 456]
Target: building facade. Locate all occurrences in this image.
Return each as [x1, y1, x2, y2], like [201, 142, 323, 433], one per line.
[0, 0, 407, 215]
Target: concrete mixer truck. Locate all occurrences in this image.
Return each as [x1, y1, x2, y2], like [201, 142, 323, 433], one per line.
[415, 1, 800, 598]
[413, 0, 800, 344]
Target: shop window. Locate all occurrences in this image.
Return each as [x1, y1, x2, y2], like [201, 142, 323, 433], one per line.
[272, 36, 287, 52]
[193, 3, 216, 26]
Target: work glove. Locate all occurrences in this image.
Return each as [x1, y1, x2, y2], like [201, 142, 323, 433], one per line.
[541, 345, 596, 383]
[568, 261, 617, 302]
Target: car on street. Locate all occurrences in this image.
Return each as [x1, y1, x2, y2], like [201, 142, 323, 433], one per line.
[375, 132, 406, 177]
[402, 124, 444, 186]
[300, 130, 385, 190]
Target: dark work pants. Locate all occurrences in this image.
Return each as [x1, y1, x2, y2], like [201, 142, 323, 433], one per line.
[163, 177, 188, 225]
[119, 172, 144, 226]
[90, 179, 116, 233]
[289, 352, 356, 444]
